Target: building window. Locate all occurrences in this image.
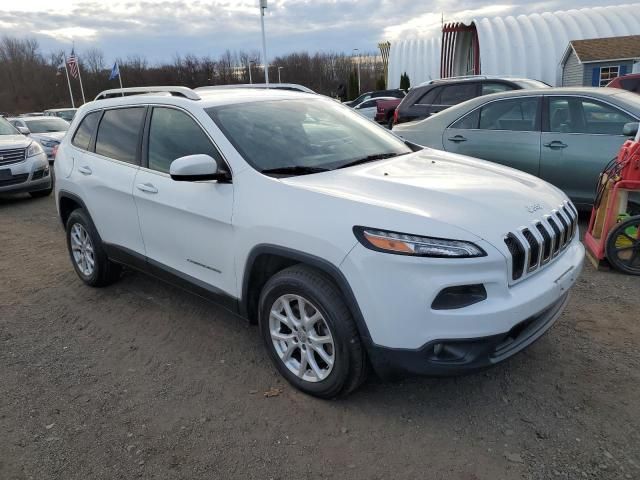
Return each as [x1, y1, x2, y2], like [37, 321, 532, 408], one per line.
[600, 66, 620, 86]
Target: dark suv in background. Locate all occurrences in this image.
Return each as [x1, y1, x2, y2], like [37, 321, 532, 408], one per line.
[393, 76, 549, 125]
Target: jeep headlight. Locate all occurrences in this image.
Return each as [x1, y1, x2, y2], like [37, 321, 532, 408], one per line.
[26, 141, 44, 157]
[354, 226, 486, 258]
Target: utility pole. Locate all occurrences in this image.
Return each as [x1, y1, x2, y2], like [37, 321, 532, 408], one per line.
[260, 0, 269, 86]
[278, 66, 283, 83]
[353, 48, 361, 94]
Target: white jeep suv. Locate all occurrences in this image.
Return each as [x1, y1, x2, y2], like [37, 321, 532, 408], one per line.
[55, 86, 585, 398]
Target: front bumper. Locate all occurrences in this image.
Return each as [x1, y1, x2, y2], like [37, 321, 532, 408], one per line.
[367, 292, 569, 379]
[340, 235, 585, 378]
[0, 153, 51, 194]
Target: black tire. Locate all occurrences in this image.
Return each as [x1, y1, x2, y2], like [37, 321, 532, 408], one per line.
[258, 265, 367, 399]
[387, 116, 394, 130]
[605, 215, 640, 275]
[65, 208, 122, 287]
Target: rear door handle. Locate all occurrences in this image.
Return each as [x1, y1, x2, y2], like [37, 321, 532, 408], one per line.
[136, 182, 158, 194]
[78, 165, 92, 175]
[447, 135, 467, 143]
[543, 141, 568, 149]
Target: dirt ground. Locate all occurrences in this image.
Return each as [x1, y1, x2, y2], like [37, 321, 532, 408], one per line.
[1, 193, 639, 480]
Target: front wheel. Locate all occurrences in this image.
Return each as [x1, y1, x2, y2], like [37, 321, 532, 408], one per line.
[606, 215, 640, 275]
[258, 265, 367, 398]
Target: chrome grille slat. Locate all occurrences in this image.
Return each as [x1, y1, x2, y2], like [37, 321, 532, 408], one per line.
[504, 201, 577, 284]
[0, 148, 27, 166]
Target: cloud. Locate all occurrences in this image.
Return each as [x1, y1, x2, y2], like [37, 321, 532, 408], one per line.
[0, 0, 627, 63]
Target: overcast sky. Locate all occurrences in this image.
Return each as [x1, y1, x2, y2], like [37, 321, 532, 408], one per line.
[0, 0, 629, 63]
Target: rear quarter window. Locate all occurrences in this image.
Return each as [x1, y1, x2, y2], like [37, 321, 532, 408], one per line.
[72, 111, 101, 151]
[95, 107, 146, 164]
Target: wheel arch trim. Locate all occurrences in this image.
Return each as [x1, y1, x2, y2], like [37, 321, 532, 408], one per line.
[240, 244, 372, 343]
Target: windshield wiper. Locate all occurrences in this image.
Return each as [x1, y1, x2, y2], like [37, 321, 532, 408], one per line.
[337, 152, 408, 170]
[260, 165, 330, 177]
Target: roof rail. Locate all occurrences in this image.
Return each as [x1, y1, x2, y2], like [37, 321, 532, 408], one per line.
[94, 86, 200, 101]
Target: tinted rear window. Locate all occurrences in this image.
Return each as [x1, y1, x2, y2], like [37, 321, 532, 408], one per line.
[72, 111, 101, 150]
[95, 108, 145, 164]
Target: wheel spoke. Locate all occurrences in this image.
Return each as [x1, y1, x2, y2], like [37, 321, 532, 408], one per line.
[270, 309, 292, 329]
[281, 342, 296, 362]
[308, 333, 332, 345]
[306, 349, 323, 379]
[271, 331, 294, 342]
[311, 344, 333, 367]
[282, 298, 301, 328]
[297, 351, 308, 377]
[305, 311, 321, 328]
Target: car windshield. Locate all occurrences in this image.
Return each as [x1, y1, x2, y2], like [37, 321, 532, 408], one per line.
[55, 110, 76, 121]
[0, 117, 19, 135]
[513, 79, 550, 89]
[207, 98, 412, 175]
[23, 118, 69, 133]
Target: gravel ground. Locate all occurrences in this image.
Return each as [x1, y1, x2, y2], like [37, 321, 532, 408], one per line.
[1, 193, 639, 480]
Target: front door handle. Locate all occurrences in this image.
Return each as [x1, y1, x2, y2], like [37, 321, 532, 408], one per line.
[543, 141, 568, 149]
[136, 182, 158, 194]
[78, 165, 92, 175]
[447, 135, 467, 143]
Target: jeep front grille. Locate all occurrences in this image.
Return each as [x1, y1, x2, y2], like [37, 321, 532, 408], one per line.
[504, 201, 578, 283]
[0, 147, 27, 166]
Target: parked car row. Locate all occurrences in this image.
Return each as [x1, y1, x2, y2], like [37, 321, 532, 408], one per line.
[393, 86, 640, 209]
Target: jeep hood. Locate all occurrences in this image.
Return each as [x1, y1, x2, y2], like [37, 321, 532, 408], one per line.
[283, 149, 568, 244]
[30, 131, 66, 142]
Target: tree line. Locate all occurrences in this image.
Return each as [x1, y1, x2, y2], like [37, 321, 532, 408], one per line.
[0, 36, 387, 114]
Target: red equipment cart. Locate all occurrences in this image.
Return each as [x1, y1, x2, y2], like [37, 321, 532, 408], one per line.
[584, 124, 640, 275]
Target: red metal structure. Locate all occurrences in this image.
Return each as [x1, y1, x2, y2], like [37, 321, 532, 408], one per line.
[584, 131, 640, 273]
[441, 23, 480, 79]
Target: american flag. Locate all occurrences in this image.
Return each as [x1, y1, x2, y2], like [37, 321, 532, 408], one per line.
[67, 51, 79, 79]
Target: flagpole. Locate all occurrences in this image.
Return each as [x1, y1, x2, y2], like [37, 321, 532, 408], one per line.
[118, 66, 124, 96]
[77, 61, 86, 104]
[62, 54, 75, 108]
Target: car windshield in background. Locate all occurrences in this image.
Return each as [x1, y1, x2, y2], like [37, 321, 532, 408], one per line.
[513, 79, 550, 89]
[207, 99, 411, 175]
[0, 117, 19, 135]
[56, 110, 76, 121]
[24, 118, 69, 133]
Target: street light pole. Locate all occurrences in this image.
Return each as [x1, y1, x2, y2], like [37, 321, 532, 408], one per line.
[259, 0, 269, 86]
[278, 66, 283, 83]
[248, 60, 255, 84]
[353, 48, 361, 94]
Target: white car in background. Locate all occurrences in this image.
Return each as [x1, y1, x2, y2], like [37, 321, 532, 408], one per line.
[55, 86, 584, 398]
[9, 116, 70, 163]
[352, 96, 398, 121]
[44, 108, 78, 122]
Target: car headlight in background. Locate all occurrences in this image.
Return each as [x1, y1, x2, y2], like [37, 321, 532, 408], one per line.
[353, 226, 486, 258]
[26, 141, 44, 157]
[40, 139, 59, 148]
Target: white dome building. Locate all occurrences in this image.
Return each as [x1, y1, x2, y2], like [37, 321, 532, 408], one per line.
[387, 3, 640, 88]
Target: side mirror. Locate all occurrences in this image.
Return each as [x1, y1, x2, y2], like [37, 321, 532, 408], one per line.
[169, 154, 231, 183]
[623, 122, 639, 137]
[17, 126, 30, 135]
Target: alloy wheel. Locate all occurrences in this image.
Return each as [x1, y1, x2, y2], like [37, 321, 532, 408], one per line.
[70, 223, 95, 277]
[269, 294, 335, 382]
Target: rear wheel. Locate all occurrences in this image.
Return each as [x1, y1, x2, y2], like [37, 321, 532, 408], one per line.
[66, 209, 122, 286]
[606, 215, 640, 275]
[258, 265, 367, 398]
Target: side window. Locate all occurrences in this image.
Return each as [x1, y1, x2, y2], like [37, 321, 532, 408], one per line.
[549, 97, 635, 135]
[416, 86, 441, 105]
[148, 107, 221, 174]
[450, 109, 480, 129]
[95, 107, 146, 164]
[440, 84, 476, 106]
[479, 98, 538, 131]
[581, 99, 635, 135]
[71, 111, 101, 151]
[481, 83, 513, 95]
